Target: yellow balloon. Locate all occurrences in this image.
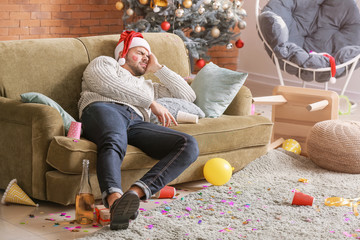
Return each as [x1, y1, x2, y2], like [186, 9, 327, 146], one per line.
[203, 158, 233, 186]
[282, 139, 301, 155]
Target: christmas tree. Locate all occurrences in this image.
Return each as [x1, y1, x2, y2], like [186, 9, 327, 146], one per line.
[115, 0, 247, 68]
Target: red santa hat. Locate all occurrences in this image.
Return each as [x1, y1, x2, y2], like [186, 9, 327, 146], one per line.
[114, 31, 151, 66]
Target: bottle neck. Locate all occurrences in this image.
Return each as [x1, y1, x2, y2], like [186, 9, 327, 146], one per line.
[79, 159, 92, 194]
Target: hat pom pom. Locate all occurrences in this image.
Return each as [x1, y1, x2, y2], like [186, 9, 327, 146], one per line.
[330, 77, 336, 84]
[118, 58, 126, 66]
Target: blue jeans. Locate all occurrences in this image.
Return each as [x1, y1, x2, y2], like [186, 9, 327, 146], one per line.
[81, 102, 199, 207]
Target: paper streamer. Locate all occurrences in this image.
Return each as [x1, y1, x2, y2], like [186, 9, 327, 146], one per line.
[324, 197, 359, 216]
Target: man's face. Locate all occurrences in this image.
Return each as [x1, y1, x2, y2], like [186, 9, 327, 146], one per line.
[122, 46, 150, 76]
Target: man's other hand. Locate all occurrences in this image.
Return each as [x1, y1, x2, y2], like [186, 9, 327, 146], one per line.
[150, 101, 178, 127]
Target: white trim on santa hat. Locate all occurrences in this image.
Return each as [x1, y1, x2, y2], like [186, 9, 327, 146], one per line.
[114, 37, 151, 65]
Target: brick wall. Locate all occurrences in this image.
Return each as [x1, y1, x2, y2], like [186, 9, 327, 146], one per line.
[0, 0, 239, 70]
[0, 0, 123, 41]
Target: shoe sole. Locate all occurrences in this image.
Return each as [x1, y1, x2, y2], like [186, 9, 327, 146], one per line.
[110, 191, 140, 230]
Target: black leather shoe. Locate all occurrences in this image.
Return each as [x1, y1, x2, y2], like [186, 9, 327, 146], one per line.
[110, 190, 140, 230]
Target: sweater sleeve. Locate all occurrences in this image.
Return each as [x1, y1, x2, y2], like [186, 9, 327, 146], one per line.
[153, 66, 196, 102]
[83, 56, 154, 109]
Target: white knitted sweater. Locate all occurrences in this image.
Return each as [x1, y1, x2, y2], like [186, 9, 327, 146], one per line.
[78, 56, 196, 121]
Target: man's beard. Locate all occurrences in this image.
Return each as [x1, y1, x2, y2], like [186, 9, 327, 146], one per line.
[125, 55, 146, 76]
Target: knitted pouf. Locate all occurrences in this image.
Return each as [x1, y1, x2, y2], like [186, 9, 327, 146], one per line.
[307, 120, 360, 173]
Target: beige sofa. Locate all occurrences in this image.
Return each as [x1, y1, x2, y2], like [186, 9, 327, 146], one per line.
[0, 33, 273, 205]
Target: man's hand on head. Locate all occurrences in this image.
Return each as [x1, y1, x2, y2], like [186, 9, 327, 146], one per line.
[150, 101, 178, 127]
[145, 54, 163, 74]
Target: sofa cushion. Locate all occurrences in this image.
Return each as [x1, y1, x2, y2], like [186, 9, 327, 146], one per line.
[46, 115, 272, 174]
[191, 62, 248, 118]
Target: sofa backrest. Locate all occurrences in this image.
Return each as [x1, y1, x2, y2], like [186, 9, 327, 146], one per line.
[78, 33, 191, 83]
[0, 33, 190, 119]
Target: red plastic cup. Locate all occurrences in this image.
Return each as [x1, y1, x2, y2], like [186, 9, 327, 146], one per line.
[292, 191, 314, 206]
[154, 186, 176, 199]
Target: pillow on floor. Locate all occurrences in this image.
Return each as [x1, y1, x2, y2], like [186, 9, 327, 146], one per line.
[191, 62, 248, 118]
[150, 98, 205, 124]
[20, 92, 76, 135]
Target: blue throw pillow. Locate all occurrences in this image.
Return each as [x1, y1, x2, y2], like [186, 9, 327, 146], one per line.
[191, 62, 248, 118]
[20, 92, 76, 135]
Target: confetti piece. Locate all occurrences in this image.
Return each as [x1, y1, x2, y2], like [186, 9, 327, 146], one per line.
[60, 213, 66, 216]
[298, 178, 309, 183]
[329, 230, 335, 233]
[145, 224, 153, 229]
[92, 224, 100, 228]
[186, 207, 192, 212]
[20, 222, 26, 225]
[198, 220, 202, 224]
[244, 204, 251, 208]
[66, 216, 71, 218]
[71, 229, 80, 232]
[45, 218, 55, 221]
[139, 208, 147, 211]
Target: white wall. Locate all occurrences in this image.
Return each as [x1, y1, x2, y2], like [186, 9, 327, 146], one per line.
[236, 1, 360, 101]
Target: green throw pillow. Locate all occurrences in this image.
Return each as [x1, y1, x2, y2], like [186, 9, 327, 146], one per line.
[191, 62, 248, 118]
[20, 92, 76, 135]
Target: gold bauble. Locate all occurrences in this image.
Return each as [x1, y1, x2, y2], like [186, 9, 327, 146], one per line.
[126, 8, 134, 16]
[115, 1, 124, 10]
[183, 0, 192, 8]
[211, 26, 220, 38]
[139, 0, 148, 4]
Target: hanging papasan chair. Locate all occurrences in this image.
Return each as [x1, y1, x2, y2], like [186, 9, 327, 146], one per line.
[255, 0, 360, 99]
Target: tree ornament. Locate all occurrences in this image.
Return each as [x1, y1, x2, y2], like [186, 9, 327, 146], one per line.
[150, 0, 168, 7]
[175, 8, 184, 17]
[226, 10, 234, 19]
[212, 1, 221, 10]
[153, 5, 160, 12]
[238, 20, 247, 29]
[161, 21, 171, 31]
[222, 1, 230, 10]
[115, 1, 124, 10]
[139, 0, 148, 4]
[126, 8, 134, 16]
[203, 0, 211, 5]
[183, 0, 192, 8]
[234, 0, 243, 8]
[211, 26, 220, 38]
[198, 5, 205, 14]
[226, 43, 233, 49]
[195, 24, 202, 33]
[238, 8, 247, 17]
[235, 39, 244, 48]
[196, 59, 206, 68]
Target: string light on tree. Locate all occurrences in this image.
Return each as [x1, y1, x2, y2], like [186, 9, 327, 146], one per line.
[115, 1, 124, 10]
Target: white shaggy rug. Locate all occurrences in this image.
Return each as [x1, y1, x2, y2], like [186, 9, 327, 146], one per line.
[78, 149, 360, 239]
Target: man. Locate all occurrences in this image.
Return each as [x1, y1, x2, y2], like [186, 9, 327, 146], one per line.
[78, 31, 199, 230]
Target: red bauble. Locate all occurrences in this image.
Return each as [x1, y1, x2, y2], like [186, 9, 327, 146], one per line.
[196, 59, 206, 69]
[235, 39, 244, 48]
[161, 21, 171, 31]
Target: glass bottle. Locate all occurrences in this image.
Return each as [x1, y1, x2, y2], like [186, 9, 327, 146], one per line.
[75, 159, 95, 224]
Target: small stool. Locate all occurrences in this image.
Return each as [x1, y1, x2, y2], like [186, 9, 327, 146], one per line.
[307, 120, 360, 173]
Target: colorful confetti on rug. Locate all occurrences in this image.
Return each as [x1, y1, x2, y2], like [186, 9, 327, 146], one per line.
[78, 149, 360, 239]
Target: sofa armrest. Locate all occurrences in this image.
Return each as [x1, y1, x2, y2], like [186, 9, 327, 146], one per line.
[0, 97, 64, 200]
[224, 85, 252, 116]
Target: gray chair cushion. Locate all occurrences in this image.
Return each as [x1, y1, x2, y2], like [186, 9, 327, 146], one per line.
[259, 0, 360, 82]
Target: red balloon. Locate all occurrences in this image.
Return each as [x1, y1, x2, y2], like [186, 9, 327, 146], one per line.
[235, 39, 244, 48]
[161, 21, 171, 31]
[196, 59, 206, 68]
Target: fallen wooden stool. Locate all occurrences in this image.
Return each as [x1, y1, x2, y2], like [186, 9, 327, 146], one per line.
[253, 86, 339, 156]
